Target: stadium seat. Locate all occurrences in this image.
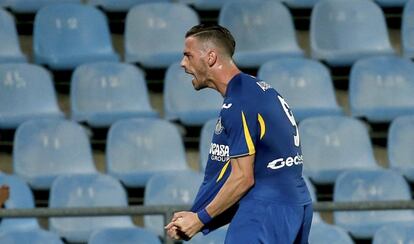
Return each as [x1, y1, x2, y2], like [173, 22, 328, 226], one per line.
[164, 62, 222, 126]
[376, 0, 408, 7]
[2, 0, 81, 13]
[88, 227, 162, 244]
[33, 3, 119, 70]
[89, 0, 169, 11]
[349, 56, 414, 122]
[299, 116, 379, 184]
[49, 174, 134, 243]
[0, 63, 64, 129]
[334, 169, 414, 239]
[199, 118, 217, 171]
[388, 115, 414, 182]
[257, 57, 342, 122]
[219, 1, 303, 68]
[309, 222, 354, 244]
[13, 119, 98, 189]
[310, 0, 394, 66]
[282, 0, 319, 8]
[402, 0, 414, 58]
[124, 2, 199, 68]
[193, 0, 270, 11]
[0, 229, 63, 244]
[0, 8, 26, 63]
[185, 226, 227, 244]
[144, 171, 203, 236]
[70, 62, 157, 127]
[106, 118, 189, 187]
[0, 173, 39, 232]
[373, 223, 414, 244]
[303, 176, 323, 224]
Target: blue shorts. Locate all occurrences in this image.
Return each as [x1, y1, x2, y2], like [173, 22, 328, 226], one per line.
[225, 199, 313, 244]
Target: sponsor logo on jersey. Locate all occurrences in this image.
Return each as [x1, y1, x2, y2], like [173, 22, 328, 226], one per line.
[256, 81, 272, 91]
[222, 103, 232, 109]
[209, 143, 229, 162]
[214, 117, 224, 135]
[267, 154, 303, 170]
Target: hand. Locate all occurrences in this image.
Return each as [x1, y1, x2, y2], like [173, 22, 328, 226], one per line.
[165, 216, 190, 241]
[0, 185, 9, 206]
[169, 211, 204, 239]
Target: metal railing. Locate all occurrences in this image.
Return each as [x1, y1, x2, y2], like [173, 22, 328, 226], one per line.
[0, 201, 414, 244]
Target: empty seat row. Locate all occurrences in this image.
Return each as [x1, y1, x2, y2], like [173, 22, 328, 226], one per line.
[3, 0, 414, 69]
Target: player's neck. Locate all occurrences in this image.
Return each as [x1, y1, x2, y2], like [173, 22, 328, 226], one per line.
[211, 61, 240, 97]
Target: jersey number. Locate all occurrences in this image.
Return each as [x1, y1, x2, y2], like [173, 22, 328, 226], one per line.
[277, 95, 300, 147]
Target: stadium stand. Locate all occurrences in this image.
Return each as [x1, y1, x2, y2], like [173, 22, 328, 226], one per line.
[70, 61, 158, 127]
[0, 0, 81, 13]
[0, 229, 63, 244]
[13, 119, 98, 189]
[33, 3, 119, 70]
[88, 227, 162, 244]
[402, 0, 414, 58]
[372, 223, 414, 244]
[88, 0, 169, 12]
[0, 63, 64, 129]
[0, 8, 26, 63]
[185, 225, 227, 244]
[309, 222, 354, 244]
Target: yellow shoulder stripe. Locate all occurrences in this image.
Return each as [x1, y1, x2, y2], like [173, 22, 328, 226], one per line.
[258, 113, 266, 140]
[216, 160, 230, 182]
[242, 111, 255, 155]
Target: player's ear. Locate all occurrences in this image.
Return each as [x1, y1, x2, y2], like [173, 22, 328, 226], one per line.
[207, 50, 217, 67]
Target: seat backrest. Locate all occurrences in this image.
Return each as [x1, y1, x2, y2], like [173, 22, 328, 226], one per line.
[0, 229, 63, 244]
[185, 226, 227, 244]
[257, 57, 340, 121]
[402, 0, 414, 58]
[0, 8, 26, 62]
[164, 62, 222, 125]
[0, 173, 39, 232]
[219, 1, 300, 54]
[299, 116, 378, 184]
[89, 0, 169, 11]
[88, 227, 162, 244]
[49, 174, 133, 242]
[0, 63, 63, 129]
[373, 223, 414, 244]
[7, 0, 81, 13]
[71, 62, 155, 126]
[33, 3, 116, 66]
[199, 118, 218, 171]
[14, 119, 97, 189]
[388, 115, 414, 181]
[124, 3, 199, 65]
[106, 118, 188, 186]
[144, 170, 203, 236]
[334, 169, 414, 237]
[376, 0, 408, 7]
[311, 0, 392, 64]
[349, 56, 414, 122]
[282, 0, 319, 8]
[309, 222, 354, 244]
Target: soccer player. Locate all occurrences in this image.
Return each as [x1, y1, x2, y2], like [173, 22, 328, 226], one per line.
[165, 24, 313, 243]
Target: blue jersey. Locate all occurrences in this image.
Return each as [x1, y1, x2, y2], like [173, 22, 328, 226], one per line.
[191, 73, 312, 233]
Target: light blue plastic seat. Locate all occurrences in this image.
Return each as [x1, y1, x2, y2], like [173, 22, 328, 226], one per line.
[309, 222, 354, 244]
[106, 118, 189, 187]
[402, 0, 414, 58]
[310, 0, 394, 66]
[33, 3, 119, 70]
[185, 226, 227, 244]
[3, 0, 81, 13]
[199, 118, 218, 171]
[219, 1, 303, 68]
[13, 119, 98, 189]
[164, 63, 222, 126]
[373, 223, 414, 244]
[282, 0, 319, 8]
[376, 0, 408, 7]
[0, 229, 63, 244]
[303, 176, 323, 224]
[257, 58, 342, 122]
[299, 116, 379, 184]
[334, 169, 414, 239]
[71, 62, 157, 128]
[124, 3, 199, 68]
[49, 174, 134, 243]
[89, 0, 169, 11]
[144, 170, 203, 236]
[0, 63, 64, 129]
[88, 227, 161, 244]
[349, 56, 414, 123]
[388, 115, 414, 182]
[193, 0, 271, 10]
[0, 8, 26, 63]
[0, 173, 39, 232]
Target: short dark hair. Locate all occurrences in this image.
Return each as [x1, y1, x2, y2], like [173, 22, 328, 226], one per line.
[185, 24, 236, 58]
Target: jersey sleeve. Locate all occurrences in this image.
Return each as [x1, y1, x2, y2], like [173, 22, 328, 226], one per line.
[222, 101, 259, 158]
